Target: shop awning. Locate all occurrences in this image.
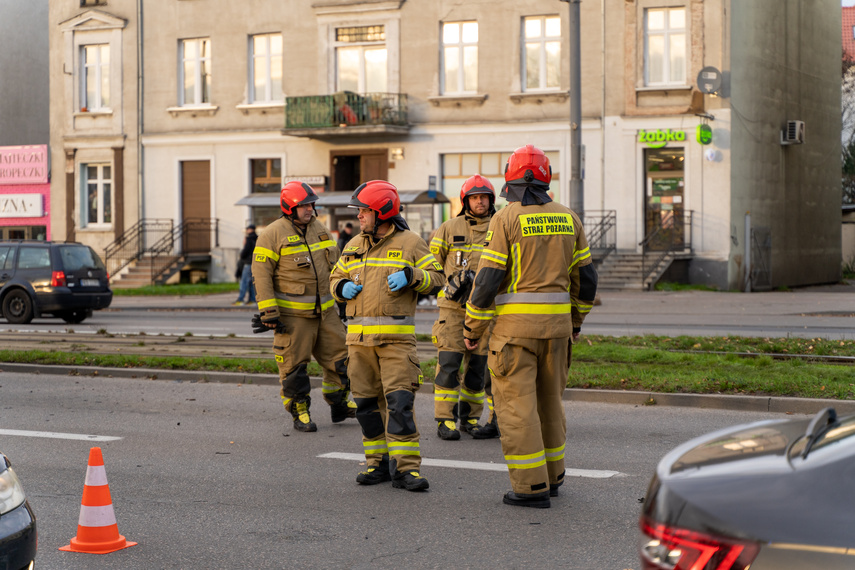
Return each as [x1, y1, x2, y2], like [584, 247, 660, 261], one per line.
[235, 190, 448, 207]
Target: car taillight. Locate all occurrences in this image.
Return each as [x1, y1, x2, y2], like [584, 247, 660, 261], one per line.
[639, 516, 759, 570]
[51, 270, 67, 287]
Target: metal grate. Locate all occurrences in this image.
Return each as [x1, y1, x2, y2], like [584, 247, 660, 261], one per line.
[336, 26, 385, 43]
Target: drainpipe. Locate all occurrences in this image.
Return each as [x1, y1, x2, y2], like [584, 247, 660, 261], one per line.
[560, 0, 584, 216]
[137, 0, 144, 224]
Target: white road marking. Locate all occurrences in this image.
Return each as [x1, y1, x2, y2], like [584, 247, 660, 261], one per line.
[0, 429, 121, 442]
[318, 452, 623, 479]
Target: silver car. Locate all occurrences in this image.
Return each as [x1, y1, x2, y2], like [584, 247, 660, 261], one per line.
[640, 407, 855, 570]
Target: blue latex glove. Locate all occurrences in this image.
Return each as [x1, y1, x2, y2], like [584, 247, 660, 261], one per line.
[342, 282, 363, 299]
[387, 270, 409, 292]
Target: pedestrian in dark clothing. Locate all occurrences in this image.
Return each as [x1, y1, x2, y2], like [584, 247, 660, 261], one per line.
[337, 222, 354, 251]
[234, 225, 258, 305]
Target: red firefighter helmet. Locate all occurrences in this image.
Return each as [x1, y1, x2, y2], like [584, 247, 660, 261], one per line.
[280, 181, 319, 215]
[504, 144, 551, 186]
[460, 174, 496, 205]
[348, 180, 401, 221]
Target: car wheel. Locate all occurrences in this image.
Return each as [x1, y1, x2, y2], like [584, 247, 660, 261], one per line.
[3, 290, 34, 324]
[60, 310, 87, 324]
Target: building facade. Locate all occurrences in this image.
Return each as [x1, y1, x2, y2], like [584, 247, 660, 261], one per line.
[48, 0, 842, 290]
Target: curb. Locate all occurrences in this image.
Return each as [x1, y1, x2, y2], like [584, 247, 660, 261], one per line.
[5, 362, 854, 416]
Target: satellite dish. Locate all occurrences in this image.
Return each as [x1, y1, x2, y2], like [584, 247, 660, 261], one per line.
[697, 66, 722, 94]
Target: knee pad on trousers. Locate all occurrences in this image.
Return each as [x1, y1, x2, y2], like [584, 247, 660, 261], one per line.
[463, 353, 488, 392]
[435, 351, 464, 389]
[334, 358, 350, 391]
[386, 389, 417, 435]
[354, 397, 385, 439]
[282, 363, 310, 398]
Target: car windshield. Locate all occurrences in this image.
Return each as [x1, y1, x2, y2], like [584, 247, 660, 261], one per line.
[59, 245, 105, 271]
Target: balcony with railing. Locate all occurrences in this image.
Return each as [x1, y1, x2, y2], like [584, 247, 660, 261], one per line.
[283, 91, 409, 137]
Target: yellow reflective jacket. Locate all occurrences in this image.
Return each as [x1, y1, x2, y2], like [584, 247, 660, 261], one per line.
[252, 216, 339, 320]
[429, 210, 492, 310]
[464, 201, 595, 340]
[330, 225, 445, 346]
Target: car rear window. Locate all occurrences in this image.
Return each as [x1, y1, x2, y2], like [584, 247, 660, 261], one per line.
[18, 246, 51, 269]
[59, 245, 105, 271]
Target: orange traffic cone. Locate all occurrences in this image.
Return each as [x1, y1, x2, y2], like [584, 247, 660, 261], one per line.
[60, 447, 137, 554]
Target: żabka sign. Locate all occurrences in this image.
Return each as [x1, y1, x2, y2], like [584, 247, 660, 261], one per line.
[637, 129, 686, 149]
[0, 144, 49, 185]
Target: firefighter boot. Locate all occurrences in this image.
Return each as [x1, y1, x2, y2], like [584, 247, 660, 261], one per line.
[287, 396, 317, 433]
[471, 414, 500, 440]
[329, 390, 357, 423]
[392, 470, 430, 492]
[356, 455, 392, 485]
[460, 418, 482, 436]
[437, 420, 461, 441]
[503, 491, 551, 509]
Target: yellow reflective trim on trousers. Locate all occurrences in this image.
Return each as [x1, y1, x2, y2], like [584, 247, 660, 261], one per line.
[545, 443, 566, 462]
[480, 249, 508, 266]
[363, 439, 388, 454]
[322, 382, 342, 394]
[495, 303, 573, 315]
[389, 442, 421, 456]
[254, 246, 280, 262]
[258, 298, 278, 310]
[459, 390, 485, 404]
[434, 387, 458, 402]
[466, 303, 495, 320]
[281, 244, 309, 256]
[505, 450, 547, 469]
[347, 324, 416, 335]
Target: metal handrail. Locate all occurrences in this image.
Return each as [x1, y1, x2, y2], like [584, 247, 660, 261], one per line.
[148, 218, 219, 284]
[582, 210, 617, 258]
[638, 210, 693, 287]
[285, 92, 408, 129]
[103, 218, 174, 278]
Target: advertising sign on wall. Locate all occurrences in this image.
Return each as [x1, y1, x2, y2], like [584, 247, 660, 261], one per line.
[0, 145, 50, 185]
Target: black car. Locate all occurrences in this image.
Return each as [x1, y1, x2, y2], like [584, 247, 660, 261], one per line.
[0, 240, 112, 325]
[640, 407, 855, 570]
[0, 451, 37, 569]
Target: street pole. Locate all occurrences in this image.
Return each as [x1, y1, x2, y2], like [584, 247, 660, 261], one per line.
[560, 0, 584, 216]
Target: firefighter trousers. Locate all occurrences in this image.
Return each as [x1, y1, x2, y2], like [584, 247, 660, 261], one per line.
[273, 309, 350, 410]
[348, 341, 424, 474]
[432, 307, 490, 423]
[488, 334, 569, 496]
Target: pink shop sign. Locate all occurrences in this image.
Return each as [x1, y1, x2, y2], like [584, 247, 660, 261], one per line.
[0, 145, 49, 185]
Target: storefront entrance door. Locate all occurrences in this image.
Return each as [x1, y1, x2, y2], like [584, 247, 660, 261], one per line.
[643, 148, 685, 251]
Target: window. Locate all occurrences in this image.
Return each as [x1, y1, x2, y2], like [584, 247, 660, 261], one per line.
[250, 159, 282, 227]
[335, 25, 387, 93]
[81, 44, 110, 110]
[17, 247, 51, 270]
[250, 33, 283, 103]
[82, 164, 112, 227]
[441, 22, 478, 95]
[522, 15, 560, 91]
[644, 7, 686, 86]
[180, 38, 212, 106]
[80, 0, 107, 6]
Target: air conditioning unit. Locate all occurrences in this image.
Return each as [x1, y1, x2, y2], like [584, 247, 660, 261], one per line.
[781, 120, 805, 145]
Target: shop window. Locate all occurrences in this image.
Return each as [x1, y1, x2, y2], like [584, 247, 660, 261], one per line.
[335, 25, 387, 93]
[180, 38, 212, 106]
[250, 33, 283, 103]
[644, 7, 687, 86]
[81, 163, 112, 227]
[521, 15, 561, 91]
[81, 44, 110, 111]
[441, 21, 478, 95]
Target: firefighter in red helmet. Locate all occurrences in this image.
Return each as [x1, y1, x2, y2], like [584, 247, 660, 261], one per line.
[251, 180, 357, 433]
[464, 145, 598, 508]
[429, 174, 499, 441]
[330, 180, 445, 491]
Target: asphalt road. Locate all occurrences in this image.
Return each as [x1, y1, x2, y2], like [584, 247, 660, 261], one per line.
[1, 370, 791, 570]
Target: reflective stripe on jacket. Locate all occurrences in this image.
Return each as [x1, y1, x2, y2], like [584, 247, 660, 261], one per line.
[252, 216, 339, 320]
[464, 201, 594, 340]
[429, 211, 491, 309]
[330, 226, 445, 346]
